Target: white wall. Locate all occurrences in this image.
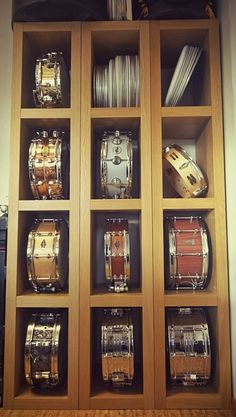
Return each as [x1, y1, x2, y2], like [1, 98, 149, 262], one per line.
[0, 0, 235, 400]
[0, 0, 12, 206]
[218, 0, 236, 399]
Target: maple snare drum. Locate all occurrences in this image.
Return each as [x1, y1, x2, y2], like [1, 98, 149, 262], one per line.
[33, 51, 69, 108]
[101, 308, 134, 388]
[165, 216, 211, 290]
[101, 130, 132, 199]
[162, 144, 208, 198]
[24, 312, 66, 388]
[28, 130, 69, 200]
[104, 218, 130, 292]
[27, 219, 69, 292]
[167, 308, 211, 386]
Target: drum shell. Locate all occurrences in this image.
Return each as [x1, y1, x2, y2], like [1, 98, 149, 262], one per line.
[101, 309, 134, 386]
[24, 311, 67, 388]
[27, 219, 69, 292]
[164, 216, 212, 290]
[28, 132, 69, 200]
[33, 53, 70, 108]
[101, 131, 133, 199]
[167, 308, 211, 385]
[104, 219, 130, 292]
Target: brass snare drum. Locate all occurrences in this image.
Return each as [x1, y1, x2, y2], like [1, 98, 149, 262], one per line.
[101, 308, 134, 388]
[167, 308, 211, 386]
[164, 216, 211, 290]
[27, 219, 69, 292]
[101, 130, 132, 199]
[104, 218, 130, 292]
[163, 144, 208, 198]
[24, 312, 66, 388]
[33, 52, 69, 108]
[28, 130, 69, 200]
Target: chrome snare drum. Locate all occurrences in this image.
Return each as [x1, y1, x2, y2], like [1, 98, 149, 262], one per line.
[164, 216, 211, 290]
[27, 219, 69, 292]
[104, 218, 130, 292]
[101, 308, 134, 388]
[101, 130, 132, 198]
[28, 130, 69, 200]
[167, 308, 211, 386]
[24, 312, 66, 388]
[162, 144, 208, 198]
[33, 52, 69, 108]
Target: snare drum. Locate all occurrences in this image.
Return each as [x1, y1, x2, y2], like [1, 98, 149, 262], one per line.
[24, 312, 67, 388]
[101, 308, 134, 387]
[33, 51, 69, 108]
[27, 219, 69, 292]
[167, 308, 211, 386]
[101, 130, 132, 198]
[28, 130, 69, 200]
[162, 144, 208, 198]
[104, 218, 130, 292]
[165, 216, 211, 290]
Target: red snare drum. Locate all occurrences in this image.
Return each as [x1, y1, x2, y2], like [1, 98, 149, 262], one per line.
[165, 216, 211, 290]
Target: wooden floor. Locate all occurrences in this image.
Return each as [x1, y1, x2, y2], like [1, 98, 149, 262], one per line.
[0, 411, 234, 417]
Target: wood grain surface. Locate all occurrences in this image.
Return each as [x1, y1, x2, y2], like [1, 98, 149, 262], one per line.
[0, 410, 234, 417]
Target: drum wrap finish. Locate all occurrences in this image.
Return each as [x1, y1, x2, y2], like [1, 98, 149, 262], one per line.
[163, 144, 208, 198]
[167, 308, 211, 386]
[28, 130, 69, 200]
[101, 130, 132, 199]
[24, 312, 67, 388]
[104, 219, 130, 292]
[101, 308, 134, 387]
[27, 219, 69, 292]
[164, 216, 211, 290]
[33, 52, 69, 108]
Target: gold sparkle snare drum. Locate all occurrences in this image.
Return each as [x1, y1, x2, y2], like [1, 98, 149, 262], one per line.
[33, 52, 69, 108]
[104, 218, 130, 292]
[24, 312, 67, 388]
[101, 308, 134, 388]
[28, 130, 69, 200]
[167, 308, 211, 386]
[101, 130, 132, 199]
[27, 219, 69, 292]
[163, 144, 208, 198]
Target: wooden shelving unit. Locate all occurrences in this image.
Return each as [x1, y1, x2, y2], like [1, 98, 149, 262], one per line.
[3, 18, 231, 411]
[151, 19, 231, 409]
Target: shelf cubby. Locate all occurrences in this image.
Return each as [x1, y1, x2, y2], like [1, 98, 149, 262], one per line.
[160, 21, 211, 107]
[19, 118, 70, 200]
[21, 27, 71, 109]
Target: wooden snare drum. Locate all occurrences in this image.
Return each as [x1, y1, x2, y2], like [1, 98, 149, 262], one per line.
[165, 216, 211, 290]
[27, 219, 69, 292]
[33, 52, 69, 108]
[28, 130, 69, 200]
[24, 312, 67, 388]
[104, 218, 130, 292]
[162, 144, 208, 198]
[167, 308, 211, 386]
[101, 308, 134, 388]
[101, 130, 132, 199]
